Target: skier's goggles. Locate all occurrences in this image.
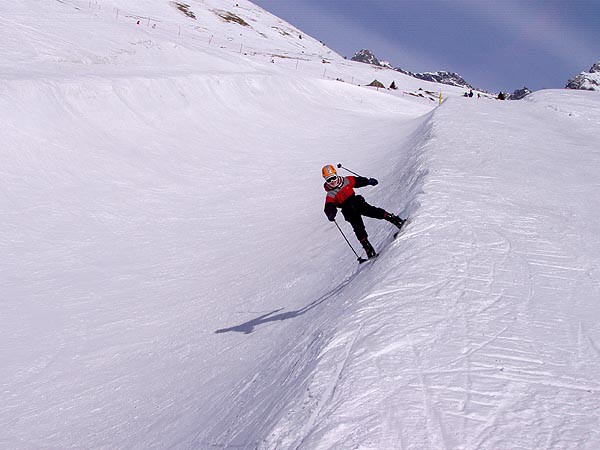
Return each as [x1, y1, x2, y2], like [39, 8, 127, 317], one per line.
[325, 175, 337, 183]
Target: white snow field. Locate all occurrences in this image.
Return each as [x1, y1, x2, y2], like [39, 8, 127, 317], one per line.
[2, 1, 600, 449]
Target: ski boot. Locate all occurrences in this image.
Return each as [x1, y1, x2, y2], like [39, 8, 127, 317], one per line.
[360, 238, 378, 259]
[385, 212, 406, 230]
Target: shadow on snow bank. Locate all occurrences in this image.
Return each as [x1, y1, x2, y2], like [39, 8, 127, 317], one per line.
[215, 278, 352, 334]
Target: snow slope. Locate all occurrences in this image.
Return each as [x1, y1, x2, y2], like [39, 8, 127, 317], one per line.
[2, 1, 600, 449]
[255, 90, 600, 450]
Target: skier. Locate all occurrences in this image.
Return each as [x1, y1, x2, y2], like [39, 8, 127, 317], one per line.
[322, 164, 406, 259]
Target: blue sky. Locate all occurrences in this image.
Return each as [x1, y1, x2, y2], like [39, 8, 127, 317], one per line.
[252, 0, 600, 92]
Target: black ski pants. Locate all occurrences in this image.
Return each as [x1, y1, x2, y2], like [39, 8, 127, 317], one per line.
[341, 195, 386, 242]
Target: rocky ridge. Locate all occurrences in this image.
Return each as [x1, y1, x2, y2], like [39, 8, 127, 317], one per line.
[566, 62, 600, 91]
[351, 49, 474, 91]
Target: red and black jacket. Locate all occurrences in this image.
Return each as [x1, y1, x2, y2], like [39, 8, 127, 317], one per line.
[323, 176, 370, 220]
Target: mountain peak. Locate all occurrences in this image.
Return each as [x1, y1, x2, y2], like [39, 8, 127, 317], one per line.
[351, 49, 380, 66]
[566, 61, 600, 91]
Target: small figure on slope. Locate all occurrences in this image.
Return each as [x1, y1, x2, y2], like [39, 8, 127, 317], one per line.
[322, 164, 406, 259]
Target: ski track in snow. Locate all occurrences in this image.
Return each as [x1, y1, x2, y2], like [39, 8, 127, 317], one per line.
[2, 1, 600, 449]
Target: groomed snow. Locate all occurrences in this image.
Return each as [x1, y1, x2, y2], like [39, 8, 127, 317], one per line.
[2, 1, 600, 449]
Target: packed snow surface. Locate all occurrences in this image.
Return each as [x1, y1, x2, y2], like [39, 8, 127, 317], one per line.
[2, 1, 600, 449]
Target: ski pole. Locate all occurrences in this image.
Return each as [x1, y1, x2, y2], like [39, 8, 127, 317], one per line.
[336, 163, 362, 177]
[334, 220, 366, 263]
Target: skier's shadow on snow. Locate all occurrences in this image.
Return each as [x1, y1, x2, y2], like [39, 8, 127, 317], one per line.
[215, 281, 348, 335]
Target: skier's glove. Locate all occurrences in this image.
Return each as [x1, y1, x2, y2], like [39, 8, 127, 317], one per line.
[326, 211, 336, 221]
[368, 178, 379, 186]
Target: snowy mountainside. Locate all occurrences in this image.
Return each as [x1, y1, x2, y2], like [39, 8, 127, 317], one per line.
[0, 0, 334, 71]
[3, 1, 600, 450]
[1, 0, 467, 97]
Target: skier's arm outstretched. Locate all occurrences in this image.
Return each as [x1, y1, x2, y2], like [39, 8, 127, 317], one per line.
[352, 176, 378, 188]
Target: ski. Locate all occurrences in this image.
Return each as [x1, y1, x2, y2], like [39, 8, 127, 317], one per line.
[358, 217, 410, 263]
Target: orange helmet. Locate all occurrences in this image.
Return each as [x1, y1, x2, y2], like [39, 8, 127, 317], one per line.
[321, 164, 337, 179]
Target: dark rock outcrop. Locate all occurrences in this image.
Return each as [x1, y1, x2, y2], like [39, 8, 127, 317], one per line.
[351, 49, 380, 66]
[509, 87, 532, 100]
[411, 71, 473, 90]
[566, 61, 600, 91]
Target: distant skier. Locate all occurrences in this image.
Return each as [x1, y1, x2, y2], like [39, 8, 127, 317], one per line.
[322, 164, 406, 259]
